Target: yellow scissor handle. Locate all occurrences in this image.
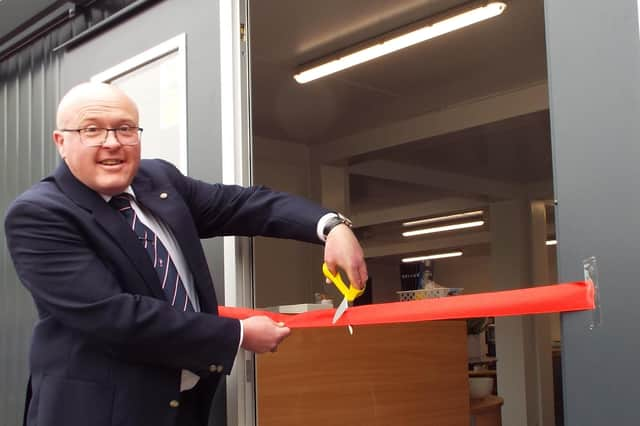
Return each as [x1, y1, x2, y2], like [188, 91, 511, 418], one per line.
[322, 262, 365, 302]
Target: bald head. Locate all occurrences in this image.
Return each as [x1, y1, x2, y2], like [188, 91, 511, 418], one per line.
[56, 82, 139, 129]
[52, 82, 142, 196]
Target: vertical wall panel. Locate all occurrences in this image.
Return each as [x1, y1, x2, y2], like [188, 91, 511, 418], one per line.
[0, 32, 62, 426]
[545, 1, 640, 424]
[0, 73, 8, 426]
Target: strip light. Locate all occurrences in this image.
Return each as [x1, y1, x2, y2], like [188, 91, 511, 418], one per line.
[546, 239, 557, 246]
[294, 1, 507, 84]
[403, 210, 484, 227]
[402, 220, 485, 237]
[402, 251, 464, 263]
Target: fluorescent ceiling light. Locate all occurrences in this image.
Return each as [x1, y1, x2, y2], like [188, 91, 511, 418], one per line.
[546, 239, 557, 246]
[402, 251, 463, 263]
[294, 1, 507, 83]
[403, 210, 484, 227]
[402, 220, 485, 237]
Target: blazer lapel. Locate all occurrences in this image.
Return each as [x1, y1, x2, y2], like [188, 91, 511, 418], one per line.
[53, 163, 166, 300]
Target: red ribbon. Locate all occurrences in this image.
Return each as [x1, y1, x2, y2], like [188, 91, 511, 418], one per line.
[219, 280, 594, 328]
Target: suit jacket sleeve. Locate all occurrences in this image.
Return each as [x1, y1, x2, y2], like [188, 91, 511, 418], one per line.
[155, 159, 331, 241]
[5, 198, 240, 374]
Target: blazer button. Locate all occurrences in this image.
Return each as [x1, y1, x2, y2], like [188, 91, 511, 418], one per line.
[217, 365, 224, 373]
[169, 399, 180, 408]
[209, 364, 218, 373]
[160, 192, 168, 199]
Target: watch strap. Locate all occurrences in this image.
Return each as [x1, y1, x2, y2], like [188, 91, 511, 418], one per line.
[322, 213, 352, 239]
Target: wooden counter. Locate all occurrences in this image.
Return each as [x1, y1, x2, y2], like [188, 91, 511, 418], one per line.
[470, 396, 503, 426]
[257, 320, 469, 426]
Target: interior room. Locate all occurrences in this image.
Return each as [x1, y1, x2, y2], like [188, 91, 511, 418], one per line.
[248, 0, 560, 425]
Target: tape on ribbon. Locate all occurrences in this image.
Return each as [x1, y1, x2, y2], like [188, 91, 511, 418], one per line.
[219, 280, 594, 328]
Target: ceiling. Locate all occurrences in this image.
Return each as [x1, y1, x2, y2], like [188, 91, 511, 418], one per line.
[249, 0, 553, 261]
[249, 0, 548, 144]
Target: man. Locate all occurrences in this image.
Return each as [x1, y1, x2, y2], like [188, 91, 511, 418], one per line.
[4, 82, 367, 426]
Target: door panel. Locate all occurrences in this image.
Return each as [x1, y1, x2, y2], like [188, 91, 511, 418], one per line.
[545, 1, 640, 425]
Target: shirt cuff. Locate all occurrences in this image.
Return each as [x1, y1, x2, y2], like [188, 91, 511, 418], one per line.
[317, 212, 338, 242]
[238, 318, 244, 351]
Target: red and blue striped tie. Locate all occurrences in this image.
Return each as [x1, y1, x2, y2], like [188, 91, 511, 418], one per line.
[109, 194, 194, 312]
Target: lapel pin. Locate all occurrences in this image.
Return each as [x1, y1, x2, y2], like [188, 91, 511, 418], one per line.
[160, 192, 168, 199]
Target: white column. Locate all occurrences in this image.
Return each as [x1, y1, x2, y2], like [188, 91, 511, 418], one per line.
[530, 201, 555, 426]
[489, 199, 534, 426]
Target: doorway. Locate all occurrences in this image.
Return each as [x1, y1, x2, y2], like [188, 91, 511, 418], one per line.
[248, 1, 559, 425]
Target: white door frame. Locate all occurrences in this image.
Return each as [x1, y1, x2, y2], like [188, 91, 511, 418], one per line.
[219, 1, 256, 425]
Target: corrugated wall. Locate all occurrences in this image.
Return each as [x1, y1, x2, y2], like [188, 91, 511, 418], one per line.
[0, 31, 62, 425]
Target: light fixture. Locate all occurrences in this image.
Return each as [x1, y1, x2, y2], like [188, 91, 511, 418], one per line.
[546, 239, 557, 246]
[402, 251, 463, 263]
[402, 220, 485, 237]
[403, 210, 484, 227]
[293, 1, 507, 84]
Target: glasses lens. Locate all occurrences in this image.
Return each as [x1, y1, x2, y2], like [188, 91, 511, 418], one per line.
[81, 128, 108, 146]
[116, 126, 140, 145]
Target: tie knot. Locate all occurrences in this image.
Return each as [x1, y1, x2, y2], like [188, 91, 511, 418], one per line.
[109, 193, 133, 211]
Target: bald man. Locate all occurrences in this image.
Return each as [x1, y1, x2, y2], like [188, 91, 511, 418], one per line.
[5, 82, 367, 426]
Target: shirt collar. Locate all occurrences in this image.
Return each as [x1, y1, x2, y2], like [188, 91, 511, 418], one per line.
[101, 186, 136, 202]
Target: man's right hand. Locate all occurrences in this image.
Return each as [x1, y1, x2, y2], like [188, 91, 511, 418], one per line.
[240, 316, 291, 353]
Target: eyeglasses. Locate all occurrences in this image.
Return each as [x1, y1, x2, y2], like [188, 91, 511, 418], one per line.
[60, 126, 144, 147]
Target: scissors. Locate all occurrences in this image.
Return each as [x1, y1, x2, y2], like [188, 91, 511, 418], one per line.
[322, 262, 365, 324]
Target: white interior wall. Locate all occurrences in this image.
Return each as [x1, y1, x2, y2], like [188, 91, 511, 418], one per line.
[252, 137, 319, 308]
[431, 254, 493, 294]
[368, 254, 492, 303]
[547, 246, 560, 342]
[366, 259, 401, 303]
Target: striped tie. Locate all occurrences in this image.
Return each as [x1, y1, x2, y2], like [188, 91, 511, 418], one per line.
[109, 194, 194, 312]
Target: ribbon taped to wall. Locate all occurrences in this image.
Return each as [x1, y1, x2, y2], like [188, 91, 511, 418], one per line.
[219, 280, 594, 328]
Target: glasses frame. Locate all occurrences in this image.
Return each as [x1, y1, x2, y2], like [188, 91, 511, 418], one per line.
[60, 126, 144, 147]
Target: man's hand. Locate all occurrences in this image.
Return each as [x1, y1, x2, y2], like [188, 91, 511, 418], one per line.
[323, 224, 368, 290]
[240, 316, 290, 353]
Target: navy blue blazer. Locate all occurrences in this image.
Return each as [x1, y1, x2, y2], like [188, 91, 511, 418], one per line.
[4, 159, 329, 426]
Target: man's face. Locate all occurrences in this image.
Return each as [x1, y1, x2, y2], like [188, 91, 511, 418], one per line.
[53, 86, 141, 196]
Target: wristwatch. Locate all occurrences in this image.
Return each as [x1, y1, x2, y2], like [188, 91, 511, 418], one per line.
[322, 212, 353, 239]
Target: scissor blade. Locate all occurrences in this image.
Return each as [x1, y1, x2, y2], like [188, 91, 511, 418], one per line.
[332, 297, 348, 324]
